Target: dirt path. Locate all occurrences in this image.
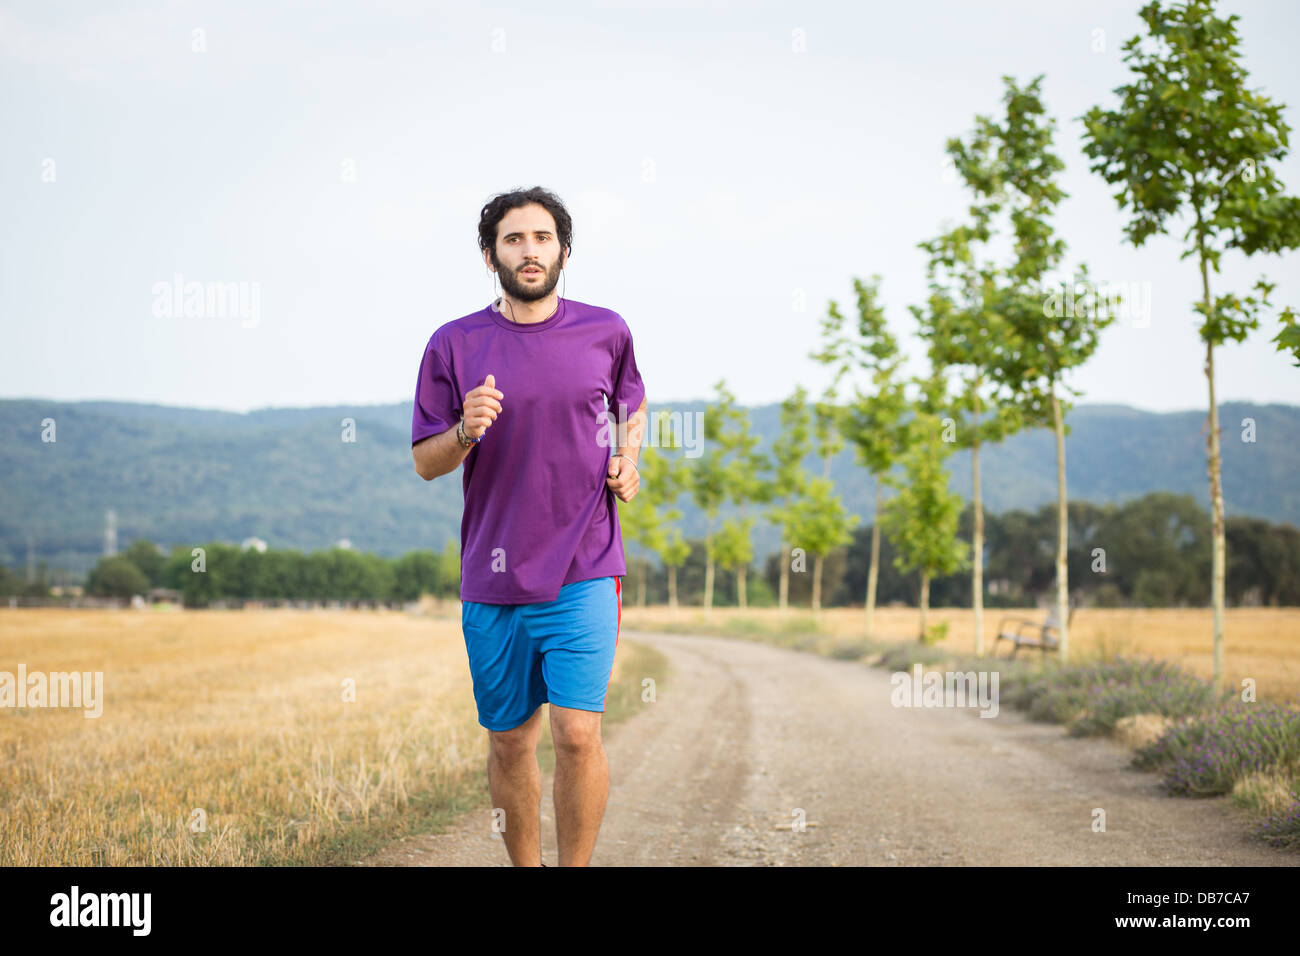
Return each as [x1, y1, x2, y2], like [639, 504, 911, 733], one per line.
[358, 631, 1295, 866]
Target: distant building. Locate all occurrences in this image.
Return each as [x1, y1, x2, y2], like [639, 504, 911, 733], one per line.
[241, 537, 268, 553]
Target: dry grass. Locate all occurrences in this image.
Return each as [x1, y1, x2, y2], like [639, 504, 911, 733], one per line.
[1231, 767, 1299, 817]
[0, 606, 651, 866]
[620, 604, 1300, 701]
[1112, 713, 1177, 750]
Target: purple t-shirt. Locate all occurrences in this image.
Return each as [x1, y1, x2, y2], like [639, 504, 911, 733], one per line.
[411, 297, 647, 604]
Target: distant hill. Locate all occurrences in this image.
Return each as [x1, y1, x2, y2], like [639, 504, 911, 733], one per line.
[1, 398, 1297, 578]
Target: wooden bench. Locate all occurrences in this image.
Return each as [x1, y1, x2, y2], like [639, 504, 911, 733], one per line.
[994, 606, 1074, 659]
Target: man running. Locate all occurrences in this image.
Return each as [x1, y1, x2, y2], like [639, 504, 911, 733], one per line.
[411, 186, 647, 867]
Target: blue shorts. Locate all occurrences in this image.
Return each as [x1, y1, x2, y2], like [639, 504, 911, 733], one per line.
[460, 576, 622, 731]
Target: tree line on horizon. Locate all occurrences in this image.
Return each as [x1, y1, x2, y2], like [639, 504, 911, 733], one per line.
[3, 488, 1297, 612]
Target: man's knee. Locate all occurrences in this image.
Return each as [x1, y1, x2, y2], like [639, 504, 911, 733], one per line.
[550, 707, 603, 756]
[489, 706, 543, 761]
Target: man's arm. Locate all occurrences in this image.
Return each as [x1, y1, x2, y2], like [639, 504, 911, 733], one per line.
[616, 395, 648, 466]
[413, 426, 472, 481]
[413, 377, 502, 480]
[606, 395, 647, 503]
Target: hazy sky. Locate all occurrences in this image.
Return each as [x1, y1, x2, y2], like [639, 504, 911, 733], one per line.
[3, 0, 1299, 415]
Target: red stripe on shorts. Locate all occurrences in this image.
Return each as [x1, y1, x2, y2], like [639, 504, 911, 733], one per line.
[605, 576, 621, 706]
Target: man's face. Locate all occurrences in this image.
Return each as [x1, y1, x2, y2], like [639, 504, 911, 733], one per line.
[488, 203, 566, 302]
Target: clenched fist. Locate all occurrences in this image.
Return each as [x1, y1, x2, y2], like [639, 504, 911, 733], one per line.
[462, 373, 503, 440]
[606, 454, 639, 502]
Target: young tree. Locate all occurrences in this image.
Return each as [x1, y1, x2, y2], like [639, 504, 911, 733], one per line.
[686, 381, 761, 616]
[714, 515, 758, 609]
[1080, 0, 1300, 680]
[915, 112, 1030, 655]
[915, 83, 1066, 658]
[987, 74, 1115, 663]
[816, 276, 909, 639]
[785, 476, 858, 616]
[767, 385, 814, 611]
[878, 374, 969, 641]
[799, 385, 857, 616]
[620, 408, 691, 607]
[687, 386, 730, 616]
[723, 409, 773, 611]
[660, 526, 691, 611]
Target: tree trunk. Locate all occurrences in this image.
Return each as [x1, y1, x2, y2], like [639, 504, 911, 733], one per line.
[972, 407, 985, 656]
[865, 482, 881, 639]
[817, 452, 831, 623]
[919, 570, 930, 642]
[704, 530, 715, 619]
[1051, 388, 1070, 662]
[812, 553, 823, 617]
[737, 566, 747, 610]
[1202, 254, 1226, 684]
[779, 542, 789, 613]
[668, 564, 678, 611]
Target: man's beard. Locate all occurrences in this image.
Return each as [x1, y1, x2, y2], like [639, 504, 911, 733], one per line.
[496, 254, 562, 302]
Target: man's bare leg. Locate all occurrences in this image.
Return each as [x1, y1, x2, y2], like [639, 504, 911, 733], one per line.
[487, 704, 545, 866]
[549, 704, 608, 866]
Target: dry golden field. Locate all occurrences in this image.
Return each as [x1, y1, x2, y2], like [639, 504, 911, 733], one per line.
[0, 606, 658, 866]
[619, 604, 1300, 702]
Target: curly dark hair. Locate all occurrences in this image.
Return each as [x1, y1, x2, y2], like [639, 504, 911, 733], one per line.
[477, 186, 573, 267]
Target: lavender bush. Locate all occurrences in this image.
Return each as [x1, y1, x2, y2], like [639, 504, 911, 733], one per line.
[1255, 798, 1300, 850]
[998, 657, 1229, 733]
[1133, 701, 1300, 796]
